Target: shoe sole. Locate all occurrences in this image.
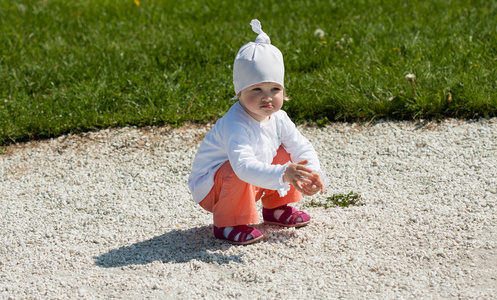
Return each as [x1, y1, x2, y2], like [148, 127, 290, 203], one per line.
[219, 234, 264, 245]
[263, 220, 311, 228]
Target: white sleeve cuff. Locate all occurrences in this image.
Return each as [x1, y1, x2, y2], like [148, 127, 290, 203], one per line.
[277, 162, 291, 197]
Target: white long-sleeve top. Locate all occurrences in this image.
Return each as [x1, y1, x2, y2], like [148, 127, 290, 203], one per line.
[188, 102, 327, 204]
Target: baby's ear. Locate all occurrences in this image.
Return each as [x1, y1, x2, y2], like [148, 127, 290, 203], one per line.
[283, 90, 290, 101]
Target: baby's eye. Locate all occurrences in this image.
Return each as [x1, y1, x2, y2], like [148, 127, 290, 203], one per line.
[272, 87, 281, 92]
[252, 88, 262, 92]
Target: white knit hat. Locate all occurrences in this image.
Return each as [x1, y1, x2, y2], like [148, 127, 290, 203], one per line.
[232, 19, 284, 98]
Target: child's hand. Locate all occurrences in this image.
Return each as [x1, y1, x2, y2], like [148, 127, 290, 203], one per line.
[283, 160, 314, 193]
[301, 172, 325, 196]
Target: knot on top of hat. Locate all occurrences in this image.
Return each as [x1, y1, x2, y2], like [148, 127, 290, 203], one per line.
[250, 19, 271, 44]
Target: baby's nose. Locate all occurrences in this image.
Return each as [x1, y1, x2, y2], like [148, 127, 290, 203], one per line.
[262, 93, 272, 100]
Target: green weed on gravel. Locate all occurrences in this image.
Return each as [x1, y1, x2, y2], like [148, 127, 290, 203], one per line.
[305, 192, 364, 208]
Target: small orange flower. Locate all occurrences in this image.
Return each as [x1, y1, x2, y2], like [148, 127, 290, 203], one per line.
[134, 0, 140, 6]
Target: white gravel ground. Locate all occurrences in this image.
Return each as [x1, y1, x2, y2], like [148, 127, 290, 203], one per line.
[1, 118, 496, 299]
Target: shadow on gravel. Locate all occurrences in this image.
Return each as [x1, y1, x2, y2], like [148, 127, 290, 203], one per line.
[95, 225, 243, 268]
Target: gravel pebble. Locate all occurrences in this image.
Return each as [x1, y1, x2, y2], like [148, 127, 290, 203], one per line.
[1, 119, 496, 299]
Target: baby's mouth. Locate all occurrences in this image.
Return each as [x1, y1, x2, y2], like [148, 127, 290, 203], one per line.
[261, 104, 273, 108]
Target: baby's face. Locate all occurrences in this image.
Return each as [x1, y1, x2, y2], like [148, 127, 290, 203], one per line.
[238, 82, 284, 123]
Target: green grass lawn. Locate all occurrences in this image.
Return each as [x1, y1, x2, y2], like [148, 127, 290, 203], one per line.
[1, 0, 496, 144]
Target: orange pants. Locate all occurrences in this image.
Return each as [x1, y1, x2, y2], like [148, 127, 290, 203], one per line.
[199, 146, 302, 227]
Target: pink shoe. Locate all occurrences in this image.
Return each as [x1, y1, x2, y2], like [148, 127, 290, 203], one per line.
[213, 225, 263, 245]
[263, 205, 311, 227]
